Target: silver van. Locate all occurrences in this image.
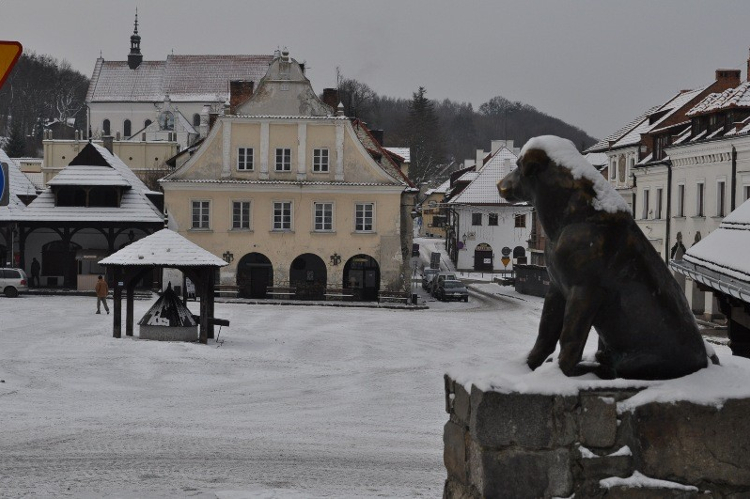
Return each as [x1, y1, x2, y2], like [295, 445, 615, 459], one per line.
[1, 268, 28, 297]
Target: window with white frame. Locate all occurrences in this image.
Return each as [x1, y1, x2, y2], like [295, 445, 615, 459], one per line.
[355, 203, 374, 232]
[273, 201, 292, 230]
[472, 213, 482, 226]
[192, 200, 210, 229]
[716, 180, 726, 217]
[696, 182, 705, 217]
[238, 147, 254, 171]
[655, 188, 663, 219]
[275, 148, 291, 171]
[642, 188, 650, 219]
[232, 201, 251, 229]
[677, 184, 685, 217]
[313, 148, 329, 172]
[488, 213, 499, 226]
[314, 202, 333, 231]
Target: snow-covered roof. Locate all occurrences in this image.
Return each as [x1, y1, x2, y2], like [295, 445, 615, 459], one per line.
[521, 136, 631, 214]
[455, 171, 479, 183]
[383, 147, 410, 162]
[687, 81, 750, 116]
[613, 86, 709, 148]
[87, 54, 274, 103]
[15, 143, 163, 223]
[585, 105, 661, 153]
[425, 179, 450, 196]
[672, 199, 750, 302]
[450, 147, 518, 205]
[100, 229, 228, 267]
[0, 151, 38, 221]
[47, 164, 132, 187]
[584, 152, 608, 169]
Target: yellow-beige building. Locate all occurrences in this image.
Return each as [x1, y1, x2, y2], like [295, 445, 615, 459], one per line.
[160, 51, 415, 301]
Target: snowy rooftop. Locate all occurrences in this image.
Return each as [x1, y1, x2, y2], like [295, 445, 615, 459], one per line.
[99, 229, 227, 267]
[450, 147, 518, 205]
[383, 147, 411, 163]
[673, 199, 750, 302]
[613, 86, 708, 149]
[521, 136, 630, 214]
[87, 54, 274, 103]
[15, 143, 162, 223]
[687, 80, 750, 116]
[585, 105, 661, 153]
[47, 165, 132, 187]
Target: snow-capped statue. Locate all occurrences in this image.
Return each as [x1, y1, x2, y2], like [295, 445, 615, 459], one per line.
[498, 135, 717, 379]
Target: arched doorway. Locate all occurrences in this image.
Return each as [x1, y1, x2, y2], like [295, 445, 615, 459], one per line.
[237, 252, 273, 298]
[343, 254, 380, 301]
[42, 240, 81, 288]
[289, 253, 327, 300]
[513, 245, 527, 265]
[474, 243, 493, 271]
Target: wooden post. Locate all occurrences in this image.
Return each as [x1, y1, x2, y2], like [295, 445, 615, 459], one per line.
[207, 269, 215, 339]
[113, 266, 122, 338]
[126, 279, 135, 337]
[199, 272, 209, 345]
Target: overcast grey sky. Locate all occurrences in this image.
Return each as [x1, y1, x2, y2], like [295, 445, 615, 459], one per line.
[3, 0, 749, 140]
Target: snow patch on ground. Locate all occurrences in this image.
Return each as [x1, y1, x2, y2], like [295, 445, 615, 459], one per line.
[600, 471, 699, 491]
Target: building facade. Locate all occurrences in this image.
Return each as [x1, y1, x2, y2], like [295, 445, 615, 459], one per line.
[447, 143, 532, 272]
[160, 51, 414, 301]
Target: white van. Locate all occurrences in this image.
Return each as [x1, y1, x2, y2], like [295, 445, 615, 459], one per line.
[0, 268, 28, 297]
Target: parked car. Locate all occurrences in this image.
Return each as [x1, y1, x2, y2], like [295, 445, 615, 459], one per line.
[421, 268, 440, 290]
[435, 279, 469, 302]
[0, 268, 28, 298]
[430, 272, 458, 296]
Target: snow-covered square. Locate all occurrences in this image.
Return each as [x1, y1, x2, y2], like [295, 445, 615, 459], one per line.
[0, 286, 543, 498]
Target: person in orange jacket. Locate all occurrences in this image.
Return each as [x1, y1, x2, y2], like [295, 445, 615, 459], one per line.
[95, 275, 110, 314]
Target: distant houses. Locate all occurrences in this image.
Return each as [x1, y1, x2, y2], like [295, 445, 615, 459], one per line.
[586, 52, 750, 319]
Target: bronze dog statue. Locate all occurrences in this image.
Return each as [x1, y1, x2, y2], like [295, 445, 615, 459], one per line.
[498, 136, 713, 379]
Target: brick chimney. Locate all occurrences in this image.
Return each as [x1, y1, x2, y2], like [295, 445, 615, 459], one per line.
[715, 69, 741, 91]
[322, 88, 339, 110]
[229, 80, 254, 114]
[370, 129, 384, 145]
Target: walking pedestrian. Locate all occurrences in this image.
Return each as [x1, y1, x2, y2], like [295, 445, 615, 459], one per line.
[95, 275, 110, 314]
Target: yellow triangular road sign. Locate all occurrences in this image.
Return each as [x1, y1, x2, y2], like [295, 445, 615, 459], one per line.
[0, 41, 23, 90]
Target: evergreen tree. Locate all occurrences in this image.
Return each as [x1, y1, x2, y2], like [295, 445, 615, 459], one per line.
[403, 87, 445, 184]
[4, 122, 26, 157]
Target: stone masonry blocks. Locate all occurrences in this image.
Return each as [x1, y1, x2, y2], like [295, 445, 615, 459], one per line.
[443, 374, 750, 498]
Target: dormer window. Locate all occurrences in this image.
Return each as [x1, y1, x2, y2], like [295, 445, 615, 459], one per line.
[55, 186, 121, 207]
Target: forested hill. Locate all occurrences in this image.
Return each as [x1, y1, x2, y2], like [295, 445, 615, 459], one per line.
[337, 76, 598, 184]
[0, 52, 89, 157]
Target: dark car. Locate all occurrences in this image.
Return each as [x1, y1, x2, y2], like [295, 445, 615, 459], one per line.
[429, 272, 457, 297]
[435, 279, 469, 302]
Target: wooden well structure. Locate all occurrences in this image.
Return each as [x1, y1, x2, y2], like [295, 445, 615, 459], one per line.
[99, 229, 227, 344]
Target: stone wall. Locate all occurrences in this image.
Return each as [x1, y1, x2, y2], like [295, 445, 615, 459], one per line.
[443, 374, 750, 498]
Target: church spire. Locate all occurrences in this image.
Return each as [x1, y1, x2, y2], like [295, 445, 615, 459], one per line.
[128, 8, 143, 70]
